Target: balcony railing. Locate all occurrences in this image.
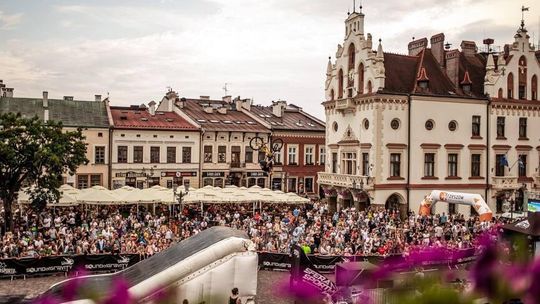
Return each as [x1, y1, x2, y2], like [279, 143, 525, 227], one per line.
[335, 98, 355, 111]
[231, 162, 241, 168]
[318, 172, 373, 190]
[535, 175, 540, 188]
[492, 176, 519, 190]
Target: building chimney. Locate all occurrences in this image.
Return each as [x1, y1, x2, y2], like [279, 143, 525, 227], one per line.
[460, 40, 477, 56]
[430, 33, 445, 66]
[148, 100, 156, 115]
[178, 97, 186, 109]
[42, 91, 48, 108]
[203, 106, 213, 114]
[95, 94, 101, 102]
[408, 37, 428, 56]
[272, 100, 286, 118]
[445, 49, 460, 86]
[242, 98, 251, 111]
[63, 96, 74, 101]
[222, 95, 232, 103]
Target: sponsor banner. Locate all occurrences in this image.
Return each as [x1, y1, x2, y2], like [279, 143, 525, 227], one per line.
[0, 254, 141, 277]
[74, 254, 140, 272]
[259, 252, 292, 271]
[259, 250, 476, 273]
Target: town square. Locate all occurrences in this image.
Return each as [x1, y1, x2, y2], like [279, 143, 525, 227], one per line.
[1, 0, 540, 303]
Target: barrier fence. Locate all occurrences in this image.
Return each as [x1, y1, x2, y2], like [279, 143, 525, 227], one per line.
[0, 254, 141, 277]
[0, 248, 477, 278]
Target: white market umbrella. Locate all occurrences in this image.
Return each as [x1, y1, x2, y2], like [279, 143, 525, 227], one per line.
[77, 186, 122, 205]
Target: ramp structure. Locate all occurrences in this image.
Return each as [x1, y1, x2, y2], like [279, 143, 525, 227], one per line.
[44, 226, 258, 304]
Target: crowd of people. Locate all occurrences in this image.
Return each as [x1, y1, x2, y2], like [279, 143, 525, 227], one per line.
[0, 200, 512, 259]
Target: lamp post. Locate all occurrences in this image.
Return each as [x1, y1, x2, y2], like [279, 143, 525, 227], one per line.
[173, 183, 189, 218]
[141, 167, 155, 189]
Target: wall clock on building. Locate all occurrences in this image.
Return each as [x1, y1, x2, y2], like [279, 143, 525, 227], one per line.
[363, 119, 369, 130]
[391, 119, 400, 130]
[448, 120, 458, 131]
[425, 119, 434, 131]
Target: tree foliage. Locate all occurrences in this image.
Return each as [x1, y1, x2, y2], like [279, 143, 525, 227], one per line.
[0, 113, 88, 232]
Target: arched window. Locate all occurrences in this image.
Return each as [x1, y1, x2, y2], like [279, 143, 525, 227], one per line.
[330, 89, 335, 101]
[518, 56, 527, 99]
[358, 63, 364, 94]
[531, 75, 537, 101]
[348, 43, 356, 70]
[507, 72, 514, 99]
[498, 88, 503, 99]
[338, 69, 344, 99]
[367, 80, 373, 93]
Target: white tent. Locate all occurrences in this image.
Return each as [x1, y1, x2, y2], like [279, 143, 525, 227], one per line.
[77, 186, 122, 205]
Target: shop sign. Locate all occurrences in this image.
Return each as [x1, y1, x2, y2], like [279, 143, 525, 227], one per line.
[202, 172, 225, 177]
[161, 171, 198, 177]
[247, 172, 267, 177]
[116, 171, 146, 178]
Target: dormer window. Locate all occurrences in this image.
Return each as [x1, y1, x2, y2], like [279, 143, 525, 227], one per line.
[460, 71, 472, 94]
[417, 67, 429, 90]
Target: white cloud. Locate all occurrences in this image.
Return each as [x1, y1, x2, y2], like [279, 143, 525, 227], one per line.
[0, 11, 22, 30]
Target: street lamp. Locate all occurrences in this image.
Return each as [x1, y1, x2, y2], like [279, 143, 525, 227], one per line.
[141, 167, 155, 188]
[173, 183, 189, 217]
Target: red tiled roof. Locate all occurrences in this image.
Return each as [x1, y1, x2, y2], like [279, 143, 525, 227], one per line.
[458, 53, 486, 98]
[179, 99, 269, 132]
[382, 53, 418, 94]
[249, 105, 325, 132]
[110, 106, 198, 130]
[382, 48, 487, 99]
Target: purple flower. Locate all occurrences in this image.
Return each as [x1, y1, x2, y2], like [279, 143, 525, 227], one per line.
[470, 241, 498, 297]
[103, 278, 132, 304]
[525, 258, 540, 303]
[32, 295, 60, 304]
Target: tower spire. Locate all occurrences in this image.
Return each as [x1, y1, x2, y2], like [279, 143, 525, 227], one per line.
[521, 5, 529, 30]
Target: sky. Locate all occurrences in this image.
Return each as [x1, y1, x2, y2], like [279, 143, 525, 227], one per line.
[1, 0, 539, 119]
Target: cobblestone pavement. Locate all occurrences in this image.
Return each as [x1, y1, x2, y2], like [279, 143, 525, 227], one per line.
[0, 271, 296, 304]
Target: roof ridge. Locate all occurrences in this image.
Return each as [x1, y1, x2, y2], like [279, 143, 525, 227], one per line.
[384, 51, 418, 58]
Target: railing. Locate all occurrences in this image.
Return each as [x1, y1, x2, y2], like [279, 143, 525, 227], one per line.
[492, 176, 519, 190]
[335, 98, 354, 111]
[318, 172, 373, 189]
[231, 162, 241, 168]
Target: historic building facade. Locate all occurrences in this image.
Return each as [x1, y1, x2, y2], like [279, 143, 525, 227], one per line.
[0, 88, 111, 189]
[246, 100, 326, 195]
[158, 91, 271, 188]
[318, 7, 540, 216]
[109, 102, 200, 189]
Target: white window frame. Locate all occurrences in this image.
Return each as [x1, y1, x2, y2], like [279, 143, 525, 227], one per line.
[319, 146, 326, 165]
[304, 145, 315, 165]
[288, 145, 298, 165]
